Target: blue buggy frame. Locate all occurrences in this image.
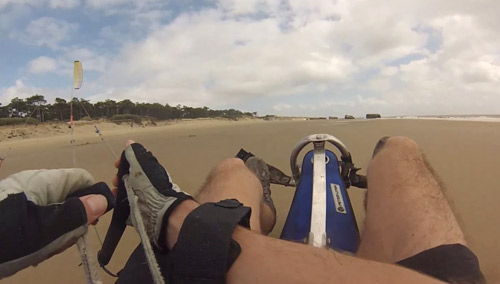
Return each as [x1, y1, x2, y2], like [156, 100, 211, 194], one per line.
[279, 134, 365, 253]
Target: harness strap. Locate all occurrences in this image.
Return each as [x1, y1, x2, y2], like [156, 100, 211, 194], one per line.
[167, 199, 251, 284]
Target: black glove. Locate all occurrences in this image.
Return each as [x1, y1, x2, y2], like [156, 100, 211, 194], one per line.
[0, 169, 114, 279]
[118, 143, 193, 251]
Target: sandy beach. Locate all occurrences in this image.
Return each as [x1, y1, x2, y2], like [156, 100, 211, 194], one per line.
[1, 118, 499, 283]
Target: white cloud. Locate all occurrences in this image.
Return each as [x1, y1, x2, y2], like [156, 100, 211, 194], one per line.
[0, 80, 39, 105]
[48, 0, 79, 9]
[0, 80, 70, 105]
[66, 47, 109, 73]
[15, 17, 78, 49]
[272, 103, 292, 112]
[0, 0, 79, 10]
[0, 4, 31, 34]
[0, 0, 39, 9]
[85, 0, 127, 9]
[82, 0, 498, 115]
[4, 0, 500, 116]
[25, 47, 108, 77]
[84, 0, 161, 12]
[28, 56, 58, 73]
[94, 8, 357, 107]
[130, 9, 170, 30]
[268, 0, 500, 116]
[217, 0, 268, 15]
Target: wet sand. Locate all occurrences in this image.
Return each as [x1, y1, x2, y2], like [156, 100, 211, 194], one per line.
[1, 119, 499, 283]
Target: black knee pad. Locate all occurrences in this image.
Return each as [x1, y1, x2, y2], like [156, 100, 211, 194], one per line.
[167, 199, 251, 284]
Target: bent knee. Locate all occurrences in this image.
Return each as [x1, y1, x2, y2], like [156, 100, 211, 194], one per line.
[212, 158, 246, 173]
[369, 137, 423, 171]
[383, 136, 421, 157]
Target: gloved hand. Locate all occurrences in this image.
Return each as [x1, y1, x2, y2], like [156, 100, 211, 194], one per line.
[116, 142, 193, 251]
[0, 169, 114, 279]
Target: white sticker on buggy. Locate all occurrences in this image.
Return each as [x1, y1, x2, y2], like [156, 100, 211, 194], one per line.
[330, 183, 346, 214]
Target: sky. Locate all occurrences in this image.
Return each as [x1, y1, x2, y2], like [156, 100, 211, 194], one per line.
[0, 0, 499, 117]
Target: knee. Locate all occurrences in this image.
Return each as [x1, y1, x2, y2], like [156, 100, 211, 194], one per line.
[367, 136, 426, 192]
[212, 158, 246, 174]
[383, 136, 421, 157]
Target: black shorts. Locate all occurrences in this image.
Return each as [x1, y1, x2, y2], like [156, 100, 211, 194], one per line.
[397, 244, 486, 284]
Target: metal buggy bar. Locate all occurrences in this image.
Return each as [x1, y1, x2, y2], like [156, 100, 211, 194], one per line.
[289, 134, 356, 248]
[290, 134, 352, 184]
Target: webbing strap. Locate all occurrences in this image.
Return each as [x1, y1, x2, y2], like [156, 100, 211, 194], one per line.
[168, 199, 251, 284]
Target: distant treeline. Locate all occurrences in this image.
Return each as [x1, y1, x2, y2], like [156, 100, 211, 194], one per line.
[0, 95, 256, 122]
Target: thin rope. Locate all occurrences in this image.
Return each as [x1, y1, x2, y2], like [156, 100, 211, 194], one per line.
[94, 126, 118, 159]
[124, 177, 165, 284]
[0, 148, 11, 168]
[77, 99, 118, 159]
[70, 88, 103, 284]
[78, 101, 164, 282]
[23, 106, 39, 126]
[93, 226, 103, 246]
[77, 234, 103, 284]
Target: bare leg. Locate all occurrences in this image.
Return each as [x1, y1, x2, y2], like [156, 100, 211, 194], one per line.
[163, 153, 443, 284]
[121, 139, 455, 284]
[167, 200, 444, 284]
[358, 136, 466, 263]
[194, 158, 275, 234]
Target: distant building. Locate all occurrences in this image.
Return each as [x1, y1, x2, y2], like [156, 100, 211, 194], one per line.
[366, 114, 381, 119]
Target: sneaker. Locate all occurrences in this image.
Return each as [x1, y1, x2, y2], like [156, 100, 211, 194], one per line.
[244, 157, 277, 226]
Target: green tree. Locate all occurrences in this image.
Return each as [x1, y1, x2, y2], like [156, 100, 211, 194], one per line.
[51, 98, 69, 121]
[0, 96, 255, 122]
[26, 94, 47, 121]
[105, 100, 118, 116]
[8, 97, 28, 117]
[78, 98, 95, 119]
[117, 99, 135, 114]
[0, 103, 6, 118]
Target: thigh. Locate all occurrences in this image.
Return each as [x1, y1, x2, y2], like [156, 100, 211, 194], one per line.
[358, 137, 466, 263]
